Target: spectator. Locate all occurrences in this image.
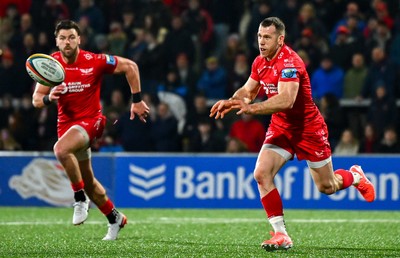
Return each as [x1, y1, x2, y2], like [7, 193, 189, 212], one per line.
[36, 31, 52, 54]
[359, 123, 379, 153]
[142, 0, 172, 40]
[187, 117, 225, 152]
[274, 0, 302, 44]
[16, 94, 38, 150]
[367, 85, 397, 139]
[74, 0, 105, 34]
[31, 0, 69, 38]
[157, 89, 187, 135]
[292, 28, 323, 75]
[0, 49, 22, 98]
[181, 0, 214, 70]
[36, 103, 58, 151]
[184, 93, 215, 140]
[125, 28, 147, 62]
[318, 93, 346, 149]
[0, 128, 21, 150]
[142, 13, 168, 45]
[334, 129, 359, 155]
[376, 126, 400, 153]
[373, 1, 394, 30]
[226, 137, 248, 153]
[330, 2, 366, 45]
[291, 3, 327, 50]
[360, 47, 396, 99]
[115, 111, 154, 152]
[0, 94, 14, 129]
[136, 30, 166, 95]
[0, 18, 16, 48]
[365, 21, 392, 56]
[229, 113, 265, 153]
[245, 0, 275, 59]
[175, 52, 198, 103]
[227, 53, 249, 97]
[197, 56, 228, 100]
[151, 102, 180, 152]
[330, 25, 356, 71]
[343, 53, 367, 99]
[107, 21, 127, 56]
[221, 33, 246, 70]
[311, 54, 344, 101]
[163, 16, 195, 68]
[102, 89, 127, 139]
[120, 8, 138, 43]
[157, 68, 189, 100]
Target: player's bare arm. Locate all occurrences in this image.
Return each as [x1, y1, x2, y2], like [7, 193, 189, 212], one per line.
[114, 56, 150, 122]
[234, 81, 299, 115]
[210, 77, 261, 119]
[32, 83, 65, 108]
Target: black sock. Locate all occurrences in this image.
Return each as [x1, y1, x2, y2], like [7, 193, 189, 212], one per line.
[106, 208, 119, 224]
[74, 190, 86, 202]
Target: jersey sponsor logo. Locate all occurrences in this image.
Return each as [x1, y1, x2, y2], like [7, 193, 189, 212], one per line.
[80, 68, 93, 75]
[105, 55, 116, 65]
[261, 81, 277, 95]
[281, 68, 297, 79]
[84, 53, 93, 60]
[65, 81, 91, 92]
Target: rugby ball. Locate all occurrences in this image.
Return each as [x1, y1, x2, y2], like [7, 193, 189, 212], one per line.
[26, 53, 65, 87]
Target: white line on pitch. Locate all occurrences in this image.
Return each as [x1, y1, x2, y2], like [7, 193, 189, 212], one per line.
[1, 218, 399, 226]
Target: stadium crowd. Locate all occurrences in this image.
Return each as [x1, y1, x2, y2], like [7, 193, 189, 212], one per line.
[0, 0, 400, 154]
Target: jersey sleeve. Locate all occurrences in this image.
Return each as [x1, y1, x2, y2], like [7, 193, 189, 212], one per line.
[278, 55, 302, 83]
[95, 53, 118, 74]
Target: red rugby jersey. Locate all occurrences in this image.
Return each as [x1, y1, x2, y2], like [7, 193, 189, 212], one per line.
[250, 44, 323, 130]
[51, 50, 117, 123]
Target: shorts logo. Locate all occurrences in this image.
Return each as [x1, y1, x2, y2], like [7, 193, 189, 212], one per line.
[105, 55, 116, 65]
[281, 68, 297, 78]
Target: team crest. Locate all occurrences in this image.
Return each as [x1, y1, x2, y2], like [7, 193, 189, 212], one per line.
[281, 68, 297, 78]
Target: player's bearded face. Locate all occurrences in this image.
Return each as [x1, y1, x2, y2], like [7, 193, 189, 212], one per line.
[56, 29, 80, 58]
[257, 25, 283, 60]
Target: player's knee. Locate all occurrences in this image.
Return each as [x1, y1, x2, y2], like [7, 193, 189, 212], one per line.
[53, 142, 69, 160]
[253, 169, 273, 185]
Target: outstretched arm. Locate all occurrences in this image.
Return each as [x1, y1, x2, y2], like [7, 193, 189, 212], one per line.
[233, 81, 299, 115]
[210, 77, 261, 119]
[114, 56, 150, 123]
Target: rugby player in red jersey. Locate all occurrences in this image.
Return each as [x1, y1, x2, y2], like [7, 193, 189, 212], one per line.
[32, 20, 150, 240]
[210, 17, 375, 251]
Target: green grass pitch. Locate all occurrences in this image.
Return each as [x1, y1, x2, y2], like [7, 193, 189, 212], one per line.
[0, 207, 399, 257]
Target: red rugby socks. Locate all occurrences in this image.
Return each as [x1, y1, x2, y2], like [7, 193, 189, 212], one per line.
[334, 169, 354, 189]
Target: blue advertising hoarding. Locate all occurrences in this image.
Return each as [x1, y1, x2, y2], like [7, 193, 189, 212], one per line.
[114, 154, 399, 210]
[0, 153, 114, 206]
[0, 152, 399, 210]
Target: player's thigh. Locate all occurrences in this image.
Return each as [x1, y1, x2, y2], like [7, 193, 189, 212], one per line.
[55, 126, 89, 154]
[254, 147, 287, 183]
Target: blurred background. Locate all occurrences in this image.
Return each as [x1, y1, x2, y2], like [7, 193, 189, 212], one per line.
[0, 0, 400, 155]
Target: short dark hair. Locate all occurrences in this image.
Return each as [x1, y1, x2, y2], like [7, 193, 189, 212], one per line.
[260, 17, 285, 36]
[54, 20, 81, 37]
